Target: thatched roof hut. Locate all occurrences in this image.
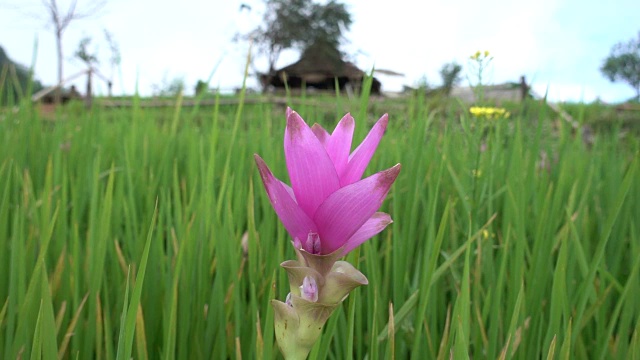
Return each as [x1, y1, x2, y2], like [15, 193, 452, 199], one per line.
[261, 43, 381, 94]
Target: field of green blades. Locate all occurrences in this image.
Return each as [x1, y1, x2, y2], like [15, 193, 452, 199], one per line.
[0, 88, 639, 359]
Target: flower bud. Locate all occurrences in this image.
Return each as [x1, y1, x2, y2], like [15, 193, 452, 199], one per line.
[306, 232, 321, 254]
[300, 276, 318, 302]
[293, 237, 302, 250]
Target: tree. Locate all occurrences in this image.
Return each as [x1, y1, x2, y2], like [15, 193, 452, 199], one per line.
[195, 80, 209, 96]
[439, 62, 462, 96]
[152, 74, 185, 97]
[103, 29, 120, 96]
[601, 32, 640, 101]
[73, 35, 100, 107]
[245, 0, 352, 89]
[74, 36, 98, 66]
[37, 0, 107, 103]
[414, 75, 431, 92]
[71, 30, 118, 102]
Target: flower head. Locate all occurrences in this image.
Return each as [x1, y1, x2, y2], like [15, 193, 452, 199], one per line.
[255, 108, 400, 256]
[469, 106, 511, 120]
[470, 50, 491, 61]
[300, 276, 318, 302]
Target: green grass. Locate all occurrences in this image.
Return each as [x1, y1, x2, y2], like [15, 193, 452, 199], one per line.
[0, 89, 639, 359]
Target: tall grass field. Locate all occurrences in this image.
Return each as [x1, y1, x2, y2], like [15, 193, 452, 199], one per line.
[0, 87, 639, 359]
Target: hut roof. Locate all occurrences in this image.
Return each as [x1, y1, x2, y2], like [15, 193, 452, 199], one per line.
[273, 43, 368, 81]
[262, 42, 381, 94]
[276, 57, 366, 81]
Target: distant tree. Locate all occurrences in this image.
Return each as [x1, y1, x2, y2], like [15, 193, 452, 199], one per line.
[414, 75, 431, 92]
[152, 75, 185, 97]
[166, 78, 185, 96]
[73, 35, 100, 106]
[28, 0, 107, 103]
[103, 29, 120, 95]
[601, 32, 640, 101]
[304, 1, 352, 50]
[74, 36, 98, 67]
[439, 62, 462, 96]
[244, 0, 352, 89]
[195, 80, 209, 96]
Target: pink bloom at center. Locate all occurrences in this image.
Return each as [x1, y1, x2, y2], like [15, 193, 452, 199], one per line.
[255, 108, 400, 255]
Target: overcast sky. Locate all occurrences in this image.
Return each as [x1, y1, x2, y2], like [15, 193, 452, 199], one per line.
[1, 0, 638, 102]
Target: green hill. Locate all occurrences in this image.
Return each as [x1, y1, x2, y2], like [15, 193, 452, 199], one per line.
[0, 46, 43, 105]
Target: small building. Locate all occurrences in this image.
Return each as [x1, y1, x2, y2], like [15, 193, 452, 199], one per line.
[261, 44, 381, 94]
[39, 85, 82, 104]
[450, 76, 531, 103]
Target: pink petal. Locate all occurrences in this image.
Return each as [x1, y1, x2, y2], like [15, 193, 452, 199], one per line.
[311, 123, 330, 147]
[342, 212, 393, 255]
[254, 155, 318, 242]
[280, 180, 296, 204]
[313, 164, 401, 254]
[340, 114, 389, 186]
[325, 113, 355, 177]
[284, 111, 341, 218]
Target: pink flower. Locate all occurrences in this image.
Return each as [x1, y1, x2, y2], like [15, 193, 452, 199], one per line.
[255, 108, 400, 255]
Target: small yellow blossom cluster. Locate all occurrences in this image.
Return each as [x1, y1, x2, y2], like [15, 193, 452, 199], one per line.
[470, 50, 491, 60]
[469, 106, 511, 120]
[482, 229, 496, 240]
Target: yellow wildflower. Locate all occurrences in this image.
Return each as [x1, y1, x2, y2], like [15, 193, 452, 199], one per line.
[469, 106, 510, 120]
[470, 50, 490, 60]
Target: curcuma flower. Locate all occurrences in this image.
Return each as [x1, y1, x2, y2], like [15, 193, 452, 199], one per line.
[255, 108, 400, 359]
[254, 108, 400, 256]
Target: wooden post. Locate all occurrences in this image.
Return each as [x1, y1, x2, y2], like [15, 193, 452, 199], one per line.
[520, 76, 529, 101]
[85, 67, 93, 109]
